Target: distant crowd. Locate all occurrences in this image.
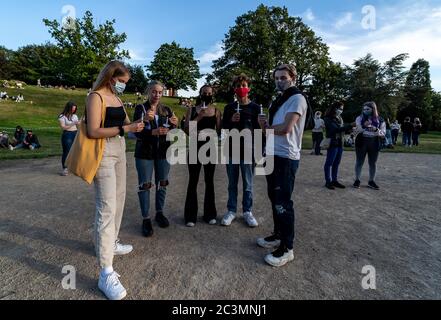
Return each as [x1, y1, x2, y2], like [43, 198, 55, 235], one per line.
[0, 126, 41, 151]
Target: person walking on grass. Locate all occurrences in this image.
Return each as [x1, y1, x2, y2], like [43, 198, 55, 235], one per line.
[58, 101, 79, 176]
[133, 80, 178, 238]
[412, 118, 423, 147]
[323, 101, 355, 190]
[353, 102, 386, 191]
[183, 85, 222, 227]
[311, 111, 325, 156]
[402, 117, 413, 147]
[221, 73, 261, 228]
[86, 61, 144, 300]
[257, 64, 308, 268]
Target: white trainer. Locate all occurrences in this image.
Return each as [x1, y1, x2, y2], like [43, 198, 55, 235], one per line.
[244, 212, 258, 228]
[208, 219, 217, 225]
[9, 145, 14, 151]
[98, 271, 127, 300]
[221, 212, 236, 226]
[264, 248, 294, 267]
[114, 239, 133, 256]
[186, 222, 195, 228]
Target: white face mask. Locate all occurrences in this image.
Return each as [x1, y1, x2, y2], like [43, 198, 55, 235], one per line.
[336, 109, 343, 117]
[112, 81, 126, 95]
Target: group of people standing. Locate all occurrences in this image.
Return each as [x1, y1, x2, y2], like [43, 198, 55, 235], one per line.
[321, 101, 386, 191]
[69, 61, 308, 300]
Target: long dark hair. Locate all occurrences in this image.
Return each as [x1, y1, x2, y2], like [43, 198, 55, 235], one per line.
[325, 101, 344, 118]
[60, 101, 77, 121]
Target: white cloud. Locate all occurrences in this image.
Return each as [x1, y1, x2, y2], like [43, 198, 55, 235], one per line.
[313, 1, 441, 90]
[334, 12, 353, 29]
[303, 8, 315, 22]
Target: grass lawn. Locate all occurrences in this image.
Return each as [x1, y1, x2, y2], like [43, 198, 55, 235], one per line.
[1, 86, 441, 161]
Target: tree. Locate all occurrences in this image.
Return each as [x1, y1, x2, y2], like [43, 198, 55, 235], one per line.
[10, 44, 62, 85]
[208, 4, 331, 105]
[0, 46, 15, 80]
[431, 91, 441, 131]
[147, 42, 200, 97]
[399, 59, 432, 129]
[43, 11, 129, 88]
[125, 64, 148, 93]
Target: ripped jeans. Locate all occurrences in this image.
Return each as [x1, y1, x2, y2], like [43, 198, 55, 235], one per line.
[135, 158, 171, 219]
[265, 156, 299, 250]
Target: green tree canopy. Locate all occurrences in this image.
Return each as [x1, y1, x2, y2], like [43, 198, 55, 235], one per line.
[43, 11, 129, 88]
[147, 41, 201, 96]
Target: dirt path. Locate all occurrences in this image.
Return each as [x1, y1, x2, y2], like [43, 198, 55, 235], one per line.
[0, 151, 440, 300]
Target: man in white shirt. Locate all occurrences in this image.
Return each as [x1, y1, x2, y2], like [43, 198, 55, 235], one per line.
[312, 111, 325, 155]
[257, 64, 308, 268]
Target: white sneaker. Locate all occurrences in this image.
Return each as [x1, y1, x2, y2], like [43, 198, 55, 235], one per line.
[257, 235, 281, 249]
[264, 248, 294, 267]
[186, 222, 195, 228]
[244, 212, 258, 228]
[9, 145, 14, 151]
[208, 219, 217, 225]
[114, 240, 133, 256]
[98, 271, 127, 300]
[29, 145, 35, 150]
[221, 211, 236, 226]
[60, 168, 69, 176]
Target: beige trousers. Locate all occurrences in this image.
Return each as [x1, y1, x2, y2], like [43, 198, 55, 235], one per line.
[93, 136, 127, 269]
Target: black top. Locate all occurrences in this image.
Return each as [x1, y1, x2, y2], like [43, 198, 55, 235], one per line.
[104, 106, 126, 128]
[223, 101, 262, 161]
[133, 102, 176, 160]
[324, 116, 353, 148]
[402, 122, 414, 134]
[190, 107, 218, 130]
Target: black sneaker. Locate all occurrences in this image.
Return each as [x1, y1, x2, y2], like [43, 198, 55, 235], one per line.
[325, 183, 335, 190]
[368, 181, 380, 190]
[155, 212, 170, 228]
[257, 234, 281, 249]
[142, 219, 154, 238]
[353, 180, 361, 189]
[332, 181, 346, 189]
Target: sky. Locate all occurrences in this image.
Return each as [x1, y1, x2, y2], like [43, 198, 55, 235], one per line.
[1, 0, 441, 97]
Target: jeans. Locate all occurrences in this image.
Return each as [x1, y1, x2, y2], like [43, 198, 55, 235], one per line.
[93, 137, 126, 269]
[412, 132, 420, 146]
[324, 147, 343, 184]
[135, 158, 171, 219]
[385, 129, 392, 146]
[184, 161, 217, 224]
[226, 161, 255, 214]
[312, 132, 324, 155]
[391, 129, 399, 145]
[403, 132, 412, 146]
[355, 137, 380, 182]
[266, 156, 299, 250]
[61, 131, 77, 169]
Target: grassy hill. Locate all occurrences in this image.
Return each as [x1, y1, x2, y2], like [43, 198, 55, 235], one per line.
[1, 85, 440, 161]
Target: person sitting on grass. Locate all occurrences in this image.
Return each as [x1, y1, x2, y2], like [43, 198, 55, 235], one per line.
[0, 131, 10, 148]
[23, 130, 41, 150]
[9, 126, 26, 151]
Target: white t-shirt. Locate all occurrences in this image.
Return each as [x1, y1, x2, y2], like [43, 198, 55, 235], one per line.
[59, 114, 79, 132]
[266, 94, 308, 161]
[312, 118, 325, 133]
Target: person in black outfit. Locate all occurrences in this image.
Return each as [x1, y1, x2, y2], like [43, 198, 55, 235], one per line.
[323, 102, 355, 190]
[402, 117, 413, 147]
[183, 85, 222, 227]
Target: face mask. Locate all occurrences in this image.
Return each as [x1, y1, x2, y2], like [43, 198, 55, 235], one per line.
[363, 109, 373, 116]
[234, 87, 250, 98]
[336, 109, 343, 117]
[112, 81, 126, 95]
[201, 94, 213, 105]
[275, 80, 293, 92]
[315, 114, 321, 119]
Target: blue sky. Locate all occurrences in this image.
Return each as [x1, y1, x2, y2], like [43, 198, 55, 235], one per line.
[1, 0, 441, 96]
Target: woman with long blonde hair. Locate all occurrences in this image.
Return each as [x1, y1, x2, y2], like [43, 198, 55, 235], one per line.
[87, 60, 144, 300]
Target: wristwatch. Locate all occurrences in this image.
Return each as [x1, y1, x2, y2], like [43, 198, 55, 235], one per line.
[118, 126, 125, 137]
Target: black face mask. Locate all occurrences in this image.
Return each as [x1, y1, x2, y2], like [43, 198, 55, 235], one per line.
[201, 94, 213, 105]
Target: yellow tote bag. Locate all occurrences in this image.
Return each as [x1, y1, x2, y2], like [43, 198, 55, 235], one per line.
[66, 92, 107, 185]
